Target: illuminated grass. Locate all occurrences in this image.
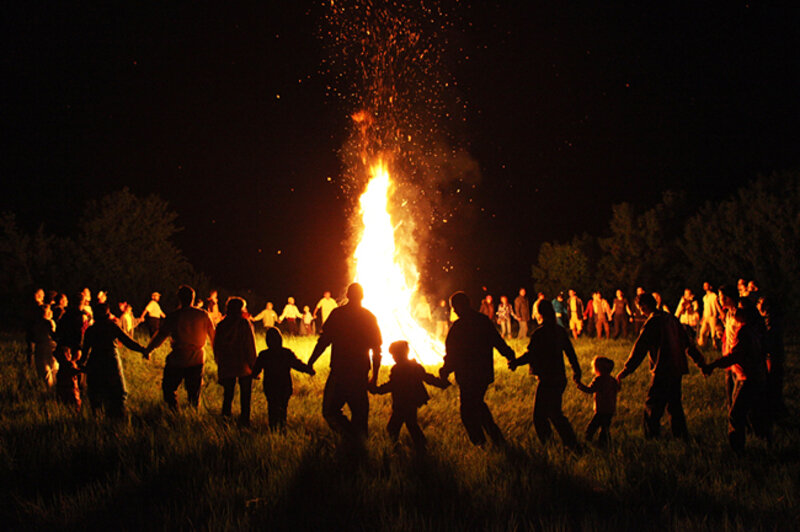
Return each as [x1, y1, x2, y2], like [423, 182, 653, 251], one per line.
[0, 331, 797, 530]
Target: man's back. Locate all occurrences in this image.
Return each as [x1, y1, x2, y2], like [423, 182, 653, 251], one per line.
[162, 306, 214, 368]
[444, 309, 512, 386]
[525, 322, 577, 384]
[319, 303, 381, 376]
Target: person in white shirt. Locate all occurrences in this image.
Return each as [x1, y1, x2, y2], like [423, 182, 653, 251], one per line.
[279, 297, 302, 335]
[140, 292, 166, 337]
[675, 288, 700, 341]
[314, 291, 339, 327]
[251, 301, 279, 329]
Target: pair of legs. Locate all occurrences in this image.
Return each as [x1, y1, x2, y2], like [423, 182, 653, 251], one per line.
[644, 374, 688, 440]
[220, 376, 252, 426]
[266, 393, 290, 429]
[87, 369, 127, 418]
[697, 316, 718, 347]
[612, 315, 628, 339]
[595, 318, 609, 339]
[322, 374, 369, 440]
[569, 315, 582, 339]
[585, 413, 613, 446]
[533, 381, 578, 447]
[729, 379, 771, 452]
[499, 319, 512, 339]
[387, 405, 426, 450]
[459, 383, 505, 446]
[517, 319, 529, 339]
[162, 364, 203, 410]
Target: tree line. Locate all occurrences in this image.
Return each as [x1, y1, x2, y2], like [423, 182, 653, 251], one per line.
[531, 171, 800, 317]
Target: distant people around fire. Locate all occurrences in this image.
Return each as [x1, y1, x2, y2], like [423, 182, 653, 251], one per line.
[206, 290, 222, 324]
[552, 292, 568, 329]
[675, 288, 700, 341]
[140, 292, 165, 337]
[697, 282, 721, 349]
[567, 289, 584, 340]
[279, 297, 302, 336]
[434, 299, 450, 341]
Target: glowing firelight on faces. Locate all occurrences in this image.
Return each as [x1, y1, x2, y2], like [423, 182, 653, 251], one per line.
[353, 161, 444, 366]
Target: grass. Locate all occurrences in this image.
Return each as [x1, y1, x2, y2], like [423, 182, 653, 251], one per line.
[0, 330, 798, 531]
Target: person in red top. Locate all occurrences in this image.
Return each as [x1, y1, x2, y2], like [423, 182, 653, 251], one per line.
[307, 283, 382, 441]
[371, 340, 449, 452]
[213, 297, 257, 426]
[576, 356, 620, 446]
[616, 293, 706, 440]
[145, 285, 216, 410]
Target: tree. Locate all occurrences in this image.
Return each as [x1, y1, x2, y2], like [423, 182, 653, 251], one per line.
[532, 234, 594, 297]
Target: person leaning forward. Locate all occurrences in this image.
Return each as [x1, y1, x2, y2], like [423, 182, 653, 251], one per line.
[440, 291, 516, 446]
[307, 283, 382, 441]
[145, 285, 215, 410]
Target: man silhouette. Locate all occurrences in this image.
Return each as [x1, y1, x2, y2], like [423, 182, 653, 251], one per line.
[308, 283, 382, 440]
[440, 291, 516, 446]
[145, 285, 215, 410]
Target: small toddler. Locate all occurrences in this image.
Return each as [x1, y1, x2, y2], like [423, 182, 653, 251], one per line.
[576, 355, 619, 446]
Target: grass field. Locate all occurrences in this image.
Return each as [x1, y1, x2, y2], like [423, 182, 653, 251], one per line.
[1, 330, 798, 531]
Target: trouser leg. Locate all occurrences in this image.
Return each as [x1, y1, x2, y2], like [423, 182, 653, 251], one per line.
[387, 410, 403, 442]
[220, 378, 235, 417]
[348, 384, 370, 438]
[536, 382, 577, 447]
[322, 376, 351, 436]
[162, 366, 182, 410]
[459, 385, 495, 445]
[239, 376, 252, 425]
[184, 365, 204, 409]
[728, 379, 752, 452]
[404, 409, 427, 450]
[665, 378, 689, 440]
[585, 413, 601, 441]
[644, 377, 669, 438]
[596, 414, 613, 446]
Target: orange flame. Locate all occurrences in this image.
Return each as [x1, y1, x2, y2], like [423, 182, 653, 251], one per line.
[353, 160, 444, 365]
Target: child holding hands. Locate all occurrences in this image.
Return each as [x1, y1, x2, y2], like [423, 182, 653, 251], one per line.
[576, 355, 620, 446]
[252, 327, 315, 429]
[371, 340, 449, 451]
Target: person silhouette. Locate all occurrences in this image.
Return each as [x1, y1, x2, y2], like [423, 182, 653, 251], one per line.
[307, 283, 382, 440]
[213, 297, 257, 426]
[439, 291, 516, 446]
[510, 301, 582, 448]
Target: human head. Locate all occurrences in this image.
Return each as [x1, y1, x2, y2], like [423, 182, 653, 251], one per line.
[592, 356, 615, 376]
[450, 291, 470, 317]
[703, 282, 712, 292]
[287, 296, 295, 305]
[41, 303, 53, 320]
[177, 285, 195, 307]
[57, 293, 68, 307]
[500, 295, 508, 304]
[637, 293, 657, 314]
[557, 291, 564, 301]
[303, 305, 310, 312]
[34, 288, 45, 304]
[209, 290, 218, 301]
[651, 292, 662, 306]
[737, 278, 748, 296]
[519, 288, 526, 297]
[151, 292, 161, 301]
[683, 288, 693, 299]
[636, 286, 645, 296]
[97, 290, 108, 304]
[226, 297, 246, 317]
[266, 301, 274, 310]
[265, 327, 283, 349]
[347, 283, 364, 304]
[485, 294, 493, 303]
[389, 340, 410, 363]
[538, 301, 555, 322]
[537, 292, 545, 301]
[747, 280, 758, 293]
[616, 289, 623, 299]
[324, 291, 331, 298]
[81, 287, 91, 303]
[718, 285, 738, 309]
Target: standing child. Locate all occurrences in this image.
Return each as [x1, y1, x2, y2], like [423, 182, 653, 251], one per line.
[576, 356, 620, 446]
[252, 327, 315, 429]
[371, 340, 449, 451]
[55, 347, 82, 413]
[300, 305, 315, 336]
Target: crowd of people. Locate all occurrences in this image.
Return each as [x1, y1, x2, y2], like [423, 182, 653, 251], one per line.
[20, 276, 787, 454]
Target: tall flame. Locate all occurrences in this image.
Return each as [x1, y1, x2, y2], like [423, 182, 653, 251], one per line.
[353, 160, 444, 365]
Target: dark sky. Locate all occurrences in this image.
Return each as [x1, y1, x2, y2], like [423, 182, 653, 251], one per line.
[2, 3, 798, 304]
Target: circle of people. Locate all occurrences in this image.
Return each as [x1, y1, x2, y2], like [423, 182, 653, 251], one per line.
[24, 277, 784, 454]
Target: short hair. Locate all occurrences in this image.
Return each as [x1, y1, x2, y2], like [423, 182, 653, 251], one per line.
[226, 296, 245, 316]
[177, 285, 195, 306]
[538, 301, 555, 322]
[593, 356, 614, 375]
[347, 282, 364, 302]
[450, 291, 470, 314]
[265, 327, 283, 349]
[389, 340, 409, 358]
[636, 293, 656, 311]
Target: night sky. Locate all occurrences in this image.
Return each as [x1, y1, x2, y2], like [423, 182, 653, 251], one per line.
[2, 3, 798, 305]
